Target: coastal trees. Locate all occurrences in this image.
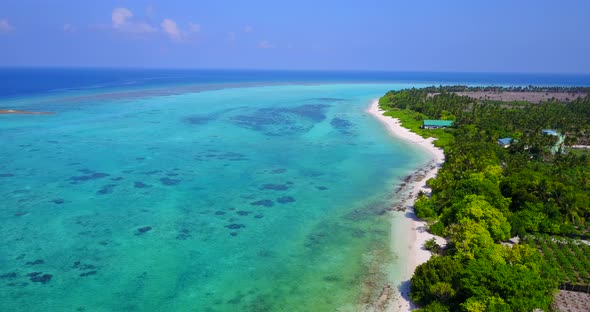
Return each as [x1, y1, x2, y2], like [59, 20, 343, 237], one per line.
[461, 296, 511, 312]
[381, 86, 590, 311]
[381, 85, 590, 237]
[459, 258, 553, 312]
[447, 219, 504, 263]
[452, 195, 511, 242]
[410, 256, 463, 307]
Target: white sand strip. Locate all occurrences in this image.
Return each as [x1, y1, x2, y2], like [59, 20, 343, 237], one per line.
[366, 99, 446, 312]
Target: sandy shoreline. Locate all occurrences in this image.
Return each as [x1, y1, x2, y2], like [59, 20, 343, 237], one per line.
[366, 99, 446, 312]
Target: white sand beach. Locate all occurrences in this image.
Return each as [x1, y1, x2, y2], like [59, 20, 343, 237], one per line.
[367, 99, 446, 312]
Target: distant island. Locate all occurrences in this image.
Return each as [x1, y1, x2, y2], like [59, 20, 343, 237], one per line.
[0, 109, 54, 115]
[376, 86, 590, 312]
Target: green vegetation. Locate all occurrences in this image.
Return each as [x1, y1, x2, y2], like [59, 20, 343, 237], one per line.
[524, 235, 590, 286]
[424, 238, 442, 254]
[379, 86, 590, 311]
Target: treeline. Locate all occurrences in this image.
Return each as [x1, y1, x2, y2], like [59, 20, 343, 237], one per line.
[379, 87, 590, 311]
[422, 85, 590, 94]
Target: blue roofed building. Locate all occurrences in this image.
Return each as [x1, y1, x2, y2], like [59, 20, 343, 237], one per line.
[542, 129, 559, 136]
[497, 137, 515, 148]
[422, 120, 454, 129]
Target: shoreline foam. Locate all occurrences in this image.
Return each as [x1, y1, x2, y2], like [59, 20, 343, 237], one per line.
[366, 99, 446, 312]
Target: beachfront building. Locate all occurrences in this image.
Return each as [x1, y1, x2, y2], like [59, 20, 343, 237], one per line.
[542, 129, 566, 154]
[422, 120, 454, 129]
[497, 137, 515, 148]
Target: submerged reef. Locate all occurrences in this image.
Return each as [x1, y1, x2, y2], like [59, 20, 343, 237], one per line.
[136, 226, 152, 234]
[160, 178, 181, 186]
[28, 272, 53, 284]
[232, 104, 330, 136]
[276, 196, 296, 204]
[70, 171, 110, 183]
[251, 199, 274, 207]
[261, 184, 289, 191]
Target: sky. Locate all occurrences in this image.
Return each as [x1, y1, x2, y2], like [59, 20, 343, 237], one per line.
[0, 0, 589, 73]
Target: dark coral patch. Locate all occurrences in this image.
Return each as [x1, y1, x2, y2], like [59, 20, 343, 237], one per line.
[136, 226, 152, 234]
[230, 232, 238, 236]
[316, 186, 329, 191]
[330, 117, 353, 130]
[277, 196, 295, 204]
[30, 273, 52, 284]
[72, 261, 96, 271]
[96, 184, 116, 195]
[160, 177, 181, 186]
[111, 177, 123, 181]
[313, 97, 347, 102]
[134, 181, 151, 188]
[197, 151, 248, 161]
[261, 184, 289, 191]
[254, 214, 264, 219]
[225, 224, 245, 230]
[51, 199, 65, 204]
[251, 200, 274, 207]
[0, 173, 14, 178]
[236, 211, 251, 216]
[288, 104, 330, 122]
[26, 259, 44, 266]
[0, 272, 18, 279]
[232, 104, 329, 136]
[70, 172, 110, 183]
[176, 229, 191, 240]
[215, 211, 226, 215]
[79, 271, 97, 277]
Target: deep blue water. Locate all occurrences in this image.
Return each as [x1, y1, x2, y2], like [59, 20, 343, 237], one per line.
[1, 68, 590, 100]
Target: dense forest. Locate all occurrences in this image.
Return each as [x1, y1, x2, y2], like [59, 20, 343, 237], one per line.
[419, 85, 590, 94]
[378, 86, 590, 311]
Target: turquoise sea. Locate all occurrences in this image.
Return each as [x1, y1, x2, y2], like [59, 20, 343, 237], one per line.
[2, 69, 589, 311]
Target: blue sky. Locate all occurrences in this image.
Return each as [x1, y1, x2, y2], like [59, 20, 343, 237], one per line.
[0, 0, 589, 73]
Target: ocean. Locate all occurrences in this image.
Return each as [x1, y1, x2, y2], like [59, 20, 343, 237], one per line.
[1, 69, 589, 311]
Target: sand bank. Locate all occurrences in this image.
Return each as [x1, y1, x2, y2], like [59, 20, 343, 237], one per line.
[366, 99, 446, 312]
[0, 109, 54, 115]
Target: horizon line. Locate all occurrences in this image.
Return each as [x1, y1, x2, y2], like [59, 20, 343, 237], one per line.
[1, 65, 589, 76]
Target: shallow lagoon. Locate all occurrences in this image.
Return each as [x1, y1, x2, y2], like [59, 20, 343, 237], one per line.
[0, 83, 429, 311]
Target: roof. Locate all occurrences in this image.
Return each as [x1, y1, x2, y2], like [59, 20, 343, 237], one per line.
[423, 120, 454, 127]
[498, 138, 513, 145]
[542, 129, 559, 136]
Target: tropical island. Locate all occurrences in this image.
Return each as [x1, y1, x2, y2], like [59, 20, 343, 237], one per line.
[377, 86, 590, 312]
